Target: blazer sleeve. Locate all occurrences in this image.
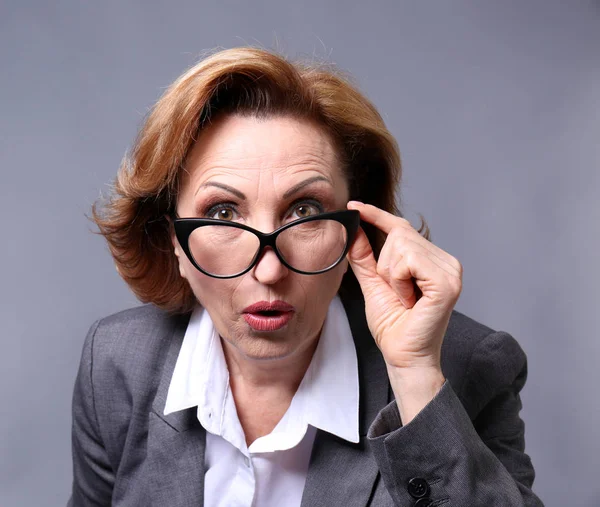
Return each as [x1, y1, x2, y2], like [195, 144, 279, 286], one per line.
[367, 330, 544, 506]
[67, 320, 114, 507]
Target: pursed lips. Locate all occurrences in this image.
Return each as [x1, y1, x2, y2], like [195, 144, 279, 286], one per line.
[242, 300, 295, 331]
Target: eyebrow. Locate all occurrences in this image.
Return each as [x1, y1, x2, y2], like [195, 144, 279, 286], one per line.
[196, 181, 246, 200]
[282, 175, 331, 199]
[198, 175, 332, 201]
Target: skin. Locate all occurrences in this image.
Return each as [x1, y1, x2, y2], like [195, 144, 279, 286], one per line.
[172, 114, 462, 444]
[172, 114, 351, 442]
[346, 201, 461, 423]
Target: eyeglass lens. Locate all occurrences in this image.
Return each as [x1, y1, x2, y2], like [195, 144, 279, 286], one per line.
[187, 219, 348, 276]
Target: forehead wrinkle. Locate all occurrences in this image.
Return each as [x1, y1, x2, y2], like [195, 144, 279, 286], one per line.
[255, 165, 271, 209]
[195, 164, 336, 193]
[185, 168, 344, 216]
[190, 130, 337, 171]
[186, 166, 255, 196]
[193, 152, 335, 176]
[181, 116, 345, 203]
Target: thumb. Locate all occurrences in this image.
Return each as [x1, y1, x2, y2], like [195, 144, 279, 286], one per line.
[347, 226, 381, 292]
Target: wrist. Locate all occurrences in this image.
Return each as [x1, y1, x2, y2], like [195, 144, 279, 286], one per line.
[386, 365, 445, 425]
[386, 363, 444, 383]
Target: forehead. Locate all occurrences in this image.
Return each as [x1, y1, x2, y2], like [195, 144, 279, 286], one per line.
[181, 114, 346, 188]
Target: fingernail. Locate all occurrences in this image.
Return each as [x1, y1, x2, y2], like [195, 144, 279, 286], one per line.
[347, 200, 364, 208]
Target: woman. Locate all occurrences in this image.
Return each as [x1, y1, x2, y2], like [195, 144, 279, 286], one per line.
[69, 47, 543, 506]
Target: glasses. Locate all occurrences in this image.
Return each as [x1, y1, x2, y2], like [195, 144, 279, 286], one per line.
[173, 210, 360, 279]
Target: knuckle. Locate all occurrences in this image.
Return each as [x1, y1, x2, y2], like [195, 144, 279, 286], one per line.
[449, 277, 463, 295]
[448, 255, 462, 274]
[376, 262, 389, 278]
[403, 250, 416, 266]
[456, 262, 463, 278]
[390, 260, 406, 278]
[387, 228, 401, 240]
[393, 234, 410, 252]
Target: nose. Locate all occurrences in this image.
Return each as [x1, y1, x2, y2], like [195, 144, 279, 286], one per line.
[252, 246, 289, 285]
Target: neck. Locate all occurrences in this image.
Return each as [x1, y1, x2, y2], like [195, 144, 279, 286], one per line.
[220, 334, 320, 445]
[221, 334, 319, 392]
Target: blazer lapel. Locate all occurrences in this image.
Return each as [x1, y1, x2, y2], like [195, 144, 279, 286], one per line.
[145, 312, 207, 507]
[301, 293, 391, 507]
[143, 294, 389, 506]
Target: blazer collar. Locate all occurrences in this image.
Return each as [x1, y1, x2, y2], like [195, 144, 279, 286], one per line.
[151, 294, 389, 429]
[147, 293, 389, 506]
[145, 311, 207, 504]
[342, 292, 392, 436]
[300, 291, 389, 507]
[151, 311, 196, 431]
[163, 296, 361, 448]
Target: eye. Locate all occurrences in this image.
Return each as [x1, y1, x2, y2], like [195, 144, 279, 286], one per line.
[206, 204, 238, 221]
[290, 201, 322, 220]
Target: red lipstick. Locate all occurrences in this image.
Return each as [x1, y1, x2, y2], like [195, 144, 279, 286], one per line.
[242, 300, 295, 332]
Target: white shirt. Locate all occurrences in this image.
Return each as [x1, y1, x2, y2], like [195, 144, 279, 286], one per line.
[164, 295, 360, 507]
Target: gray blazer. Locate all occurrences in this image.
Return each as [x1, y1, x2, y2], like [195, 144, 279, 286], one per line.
[68, 294, 543, 506]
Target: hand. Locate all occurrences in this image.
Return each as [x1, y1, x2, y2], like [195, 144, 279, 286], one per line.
[346, 201, 463, 422]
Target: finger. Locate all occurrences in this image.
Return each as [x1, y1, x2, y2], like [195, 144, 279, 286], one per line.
[393, 234, 461, 279]
[376, 235, 420, 309]
[387, 258, 417, 309]
[350, 199, 462, 278]
[392, 248, 462, 305]
[409, 235, 462, 277]
[376, 231, 395, 285]
[347, 202, 463, 301]
[346, 226, 381, 293]
[347, 201, 411, 235]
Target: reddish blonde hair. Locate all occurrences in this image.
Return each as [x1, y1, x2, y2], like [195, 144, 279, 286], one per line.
[93, 47, 429, 314]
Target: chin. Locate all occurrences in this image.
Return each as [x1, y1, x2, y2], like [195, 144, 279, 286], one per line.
[224, 331, 308, 362]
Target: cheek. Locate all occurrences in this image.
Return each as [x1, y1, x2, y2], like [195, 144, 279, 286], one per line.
[292, 270, 344, 341]
[179, 254, 346, 336]
[182, 263, 238, 316]
[299, 261, 347, 314]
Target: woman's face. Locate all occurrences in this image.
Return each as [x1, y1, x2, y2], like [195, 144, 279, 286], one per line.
[173, 114, 350, 361]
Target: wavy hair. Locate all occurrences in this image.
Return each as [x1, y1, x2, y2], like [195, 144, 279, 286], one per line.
[92, 47, 429, 314]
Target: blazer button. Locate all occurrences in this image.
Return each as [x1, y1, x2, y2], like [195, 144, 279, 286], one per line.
[414, 499, 432, 507]
[408, 477, 430, 498]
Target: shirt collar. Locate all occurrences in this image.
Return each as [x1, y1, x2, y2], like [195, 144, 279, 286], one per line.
[164, 295, 360, 447]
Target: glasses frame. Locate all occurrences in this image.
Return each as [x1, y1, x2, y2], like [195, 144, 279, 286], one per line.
[173, 209, 360, 279]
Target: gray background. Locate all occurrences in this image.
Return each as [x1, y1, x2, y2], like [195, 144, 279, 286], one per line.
[1, 1, 598, 505]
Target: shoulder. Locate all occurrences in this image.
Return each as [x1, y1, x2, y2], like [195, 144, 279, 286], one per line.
[73, 305, 190, 467]
[82, 304, 190, 416]
[89, 304, 185, 358]
[442, 310, 528, 418]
